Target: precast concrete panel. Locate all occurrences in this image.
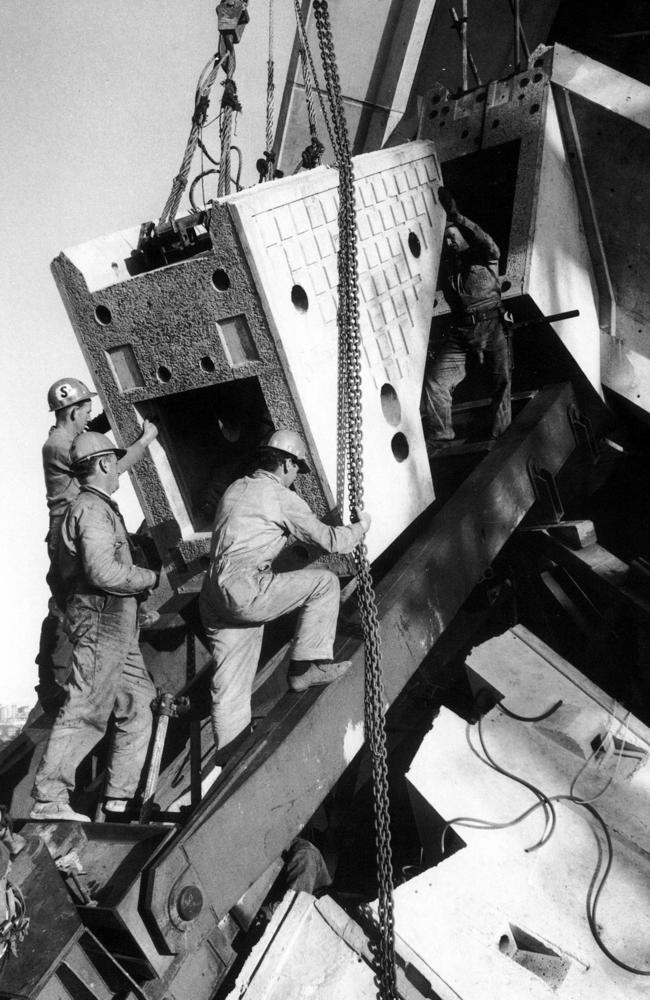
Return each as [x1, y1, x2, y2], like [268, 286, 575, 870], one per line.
[527, 87, 601, 391]
[51, 141, 443, 585]
[226, 140, 443, 559]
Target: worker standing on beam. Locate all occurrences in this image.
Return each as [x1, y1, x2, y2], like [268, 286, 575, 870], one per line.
[200, 429, 371, 761]
[31, 432, 159, 822]
[421, 189, 511, 450]
[36, 378, 158, 714]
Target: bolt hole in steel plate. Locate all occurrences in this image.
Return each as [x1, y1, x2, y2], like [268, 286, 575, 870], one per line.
[380, 383, 402, 426]
[212, 268, 231, 291]
[94, 304, 112, 326]
[407, 231, 422, 258]
[291, 284, 309, 313]
[200, 355, 216, 373]
[157, 365, 172, 383]
[391, 432, 409, 462]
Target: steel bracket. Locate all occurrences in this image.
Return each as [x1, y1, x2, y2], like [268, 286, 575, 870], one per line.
[568, 403, 599, 464]
[527, 459, 564, 523]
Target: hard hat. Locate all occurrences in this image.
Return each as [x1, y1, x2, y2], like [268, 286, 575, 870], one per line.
[264, 429, 310, 473]
[70, 432, 125, 469]
[47, 378, 97, 412]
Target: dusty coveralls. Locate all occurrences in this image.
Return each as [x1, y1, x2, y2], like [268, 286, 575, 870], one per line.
[37, 425, 151, 711]
[32, 486, 157, 805]
[200, 470, 365, 750]
[422, 213, 511, 442]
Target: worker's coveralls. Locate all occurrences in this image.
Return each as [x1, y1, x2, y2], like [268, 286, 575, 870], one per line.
[33, 486, 157, 804]
[37, 425, 151, 712]
[422, 213, 511, 442]
[200, 470, 365, 750]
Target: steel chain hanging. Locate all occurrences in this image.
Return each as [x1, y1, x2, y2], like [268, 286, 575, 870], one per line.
[312, 3, 398, 998]
[264, 0, 276, 181]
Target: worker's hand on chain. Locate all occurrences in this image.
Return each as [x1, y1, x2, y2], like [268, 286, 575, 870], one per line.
[356, 510, 371, 533]
[438, 186, 459, 219]
[140, 419, 159, 446]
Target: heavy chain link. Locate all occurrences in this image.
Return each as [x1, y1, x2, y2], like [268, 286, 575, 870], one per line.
[313, 4, 397, 998]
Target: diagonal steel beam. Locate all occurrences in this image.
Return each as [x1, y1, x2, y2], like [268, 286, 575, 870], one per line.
[141, 382, 580, 953]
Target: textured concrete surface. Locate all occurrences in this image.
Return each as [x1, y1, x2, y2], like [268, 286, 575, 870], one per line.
[399, 625, 650, 999]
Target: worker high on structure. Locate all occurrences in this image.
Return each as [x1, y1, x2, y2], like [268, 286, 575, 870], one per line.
[200, 429, 371, 761]
[421, 188, 511, 451]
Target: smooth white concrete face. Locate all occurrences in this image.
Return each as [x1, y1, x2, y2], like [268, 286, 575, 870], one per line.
[228, 141, 444, 560]
[527, 88, 602, 394]
[399, 626, 650, 999]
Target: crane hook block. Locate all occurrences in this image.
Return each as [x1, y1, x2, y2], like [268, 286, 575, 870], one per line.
[216, 0, 250, 41]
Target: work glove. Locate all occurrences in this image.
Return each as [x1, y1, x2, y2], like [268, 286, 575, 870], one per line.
[438, 186, 459, 219]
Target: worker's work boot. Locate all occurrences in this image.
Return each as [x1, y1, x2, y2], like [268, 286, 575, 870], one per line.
[288, 659, 352, 692]
[29, 801, 90, 822]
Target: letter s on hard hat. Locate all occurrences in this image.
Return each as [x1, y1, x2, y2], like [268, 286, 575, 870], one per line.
[69, 432, 126, 469]
[264, 429, 310, 473]
[47, 378, 97, 412]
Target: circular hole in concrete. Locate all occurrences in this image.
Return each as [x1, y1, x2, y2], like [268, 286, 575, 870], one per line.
[429, 109, 439, 119]
[530, 102, 540, 114]
[492, 119, 500, 129]
[218, 418, 241, 442]
[94, 304, 112, 326]
[407, 232, 421, 258]
[157, 365, 172, 383]
[431, 94, 441, 105]
[200, 356, 216, 373]
[380, 383, 402, 426]
[212, 268, 231, 291]
[291, 284, 309, 313]
[519, 77, 530, 87]
[499, 935, 514, 955]
[533, 73, 543, 82]
[534, 57, 544, 67]
[518, 93, 525, 100]
[391, 432, 409, 462]
[501, 280, 512, 292]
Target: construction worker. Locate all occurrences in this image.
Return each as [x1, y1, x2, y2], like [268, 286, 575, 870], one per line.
[421, 188, 511, 451]
[36, 378, 158, 713]
[31, 432, 158, 822]
[200, 429, 371, 759]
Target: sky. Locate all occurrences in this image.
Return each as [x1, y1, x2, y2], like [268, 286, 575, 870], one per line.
[0, 1, 295, 705]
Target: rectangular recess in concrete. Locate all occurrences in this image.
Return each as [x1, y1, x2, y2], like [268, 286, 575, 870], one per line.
[105, 343, 145, 391]
[135, 376, 271, 533]
[215, 314, 259, 367]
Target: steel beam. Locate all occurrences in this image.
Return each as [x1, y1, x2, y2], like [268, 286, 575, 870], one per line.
[141, 382, 581, 955]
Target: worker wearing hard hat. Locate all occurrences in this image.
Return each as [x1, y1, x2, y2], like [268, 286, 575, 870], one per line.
[36, 378, 158, 714]
[31, 432, 159, 823]
[200, 428, 371, 760]
[421, 187, 511, 450]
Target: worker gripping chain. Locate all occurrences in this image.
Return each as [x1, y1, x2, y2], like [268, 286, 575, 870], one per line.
[200, 429, 371, 765]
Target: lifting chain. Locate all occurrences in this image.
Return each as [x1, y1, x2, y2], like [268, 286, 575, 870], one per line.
[312, 4, 397, 999]
[292, 0, 337, 165]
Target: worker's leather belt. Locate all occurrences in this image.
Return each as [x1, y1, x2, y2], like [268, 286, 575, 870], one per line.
[460, 307, 501, 323]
